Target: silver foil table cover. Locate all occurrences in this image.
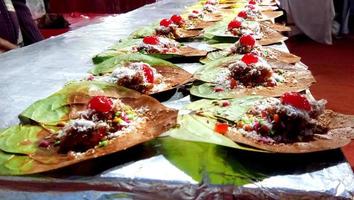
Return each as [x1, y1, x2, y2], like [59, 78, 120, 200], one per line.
[0, 0, 353, 199]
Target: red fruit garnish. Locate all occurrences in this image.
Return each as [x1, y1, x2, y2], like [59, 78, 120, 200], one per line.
[192, 10, 199, 14]
[228, 20, 242, 31]
[214, 123, 229, 135]
[238, 11, 248, 19]
[160, 18, 172, 27]
[142, 64, 154, 83]
[88, 96, 113, 113]
[249, 0, 256, 4]
[239, 34, 256, 47]
[170, 15, 183, 24]
[281, 92, 312, 111]
[143, 36, 160, 45]
[241, 53, 258, 65]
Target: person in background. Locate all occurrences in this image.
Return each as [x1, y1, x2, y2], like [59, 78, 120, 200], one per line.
[0, 0, 43, 52]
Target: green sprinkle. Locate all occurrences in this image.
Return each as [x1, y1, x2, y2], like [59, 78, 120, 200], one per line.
[99, 140, 108, 147]
[127, 114, 136, 120]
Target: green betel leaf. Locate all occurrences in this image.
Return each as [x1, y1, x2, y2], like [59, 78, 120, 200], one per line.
[195, 54, 240, 81]
[0, 150, 35, 175]
[19, 94, 70, 126]
[110, 38, 141, 51]
[158, 137, 266, 185]
[203, 17, 237, 43]
[20, 81, 131, 126]
[129, 23, 157, 39]
[200, 50, 229, 64]
[90, 53, 176, 75]
[166, 114, 263, 152]
[191, 83, 240, 99]
[92, 39, 142, 64]
[0, 125, 51, 155]
[92, 50, 121, 65]
[185, 97, 262, 121]
[209, 43, 234, 50]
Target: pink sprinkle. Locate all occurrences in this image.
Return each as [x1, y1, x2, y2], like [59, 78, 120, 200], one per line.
[87, 75, 95, 81]
[214, 87, 224, 92]
[39, 140, 50, 148]
[222, 101, 230, 107]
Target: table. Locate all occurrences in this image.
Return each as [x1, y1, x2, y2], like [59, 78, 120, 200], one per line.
[0, 0, 353, 199]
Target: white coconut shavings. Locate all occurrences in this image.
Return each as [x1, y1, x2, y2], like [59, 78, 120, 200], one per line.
[108, 116, 146, 138]
[137, 37, 179, 53]
[203, 4, 217, 13]
[188, 10, 204, 19]
[214, 68, 231, 87]
[66, 119, 96, 133]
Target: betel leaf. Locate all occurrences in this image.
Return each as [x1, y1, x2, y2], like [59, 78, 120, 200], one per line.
[92, 50, 121, 65]
[209, 43, 233, 50]
[196, 55, 245, 82]
[19, 94, 69, 126]
[200, 50, 229, 64]
[185, 97, 262, 121]
[110, 38, 141, 51]
[0, 150, 35, 175]
[0, 125, 52, 155]
[90, 53, 176, 75]
[195, 54, 240, 81]
[165, 114, 263, 152]
[20, 81, 132, 126]
[92, 39, 142, 64]
[158, 137, 266, 185]
[191, 83, 245, 99]
[93, 38, 191, 62]
[129, 23, 158, 39]
[203, 17, 237, 42]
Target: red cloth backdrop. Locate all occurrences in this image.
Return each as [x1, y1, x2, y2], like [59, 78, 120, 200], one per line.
[49, 0, 157, 14]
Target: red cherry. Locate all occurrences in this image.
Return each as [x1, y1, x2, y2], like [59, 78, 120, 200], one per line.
[142, 64, 154, 83]
[281, 92, 312, 111]
[214, 123, 229, 135]
[170, 15, 183, 25]
[88, 96, 113, 113]
[238, 11, 248, 19]
[143, 36, 160, 45]
[239, 34, 256, 47]
[249, 0, 256, 4]
[228, 20, 242, 31]
[160, 18, 172, 27]
[241, 53, 258, 65]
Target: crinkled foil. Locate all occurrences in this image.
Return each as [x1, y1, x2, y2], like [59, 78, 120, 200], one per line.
[0, 0, 353, 199]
